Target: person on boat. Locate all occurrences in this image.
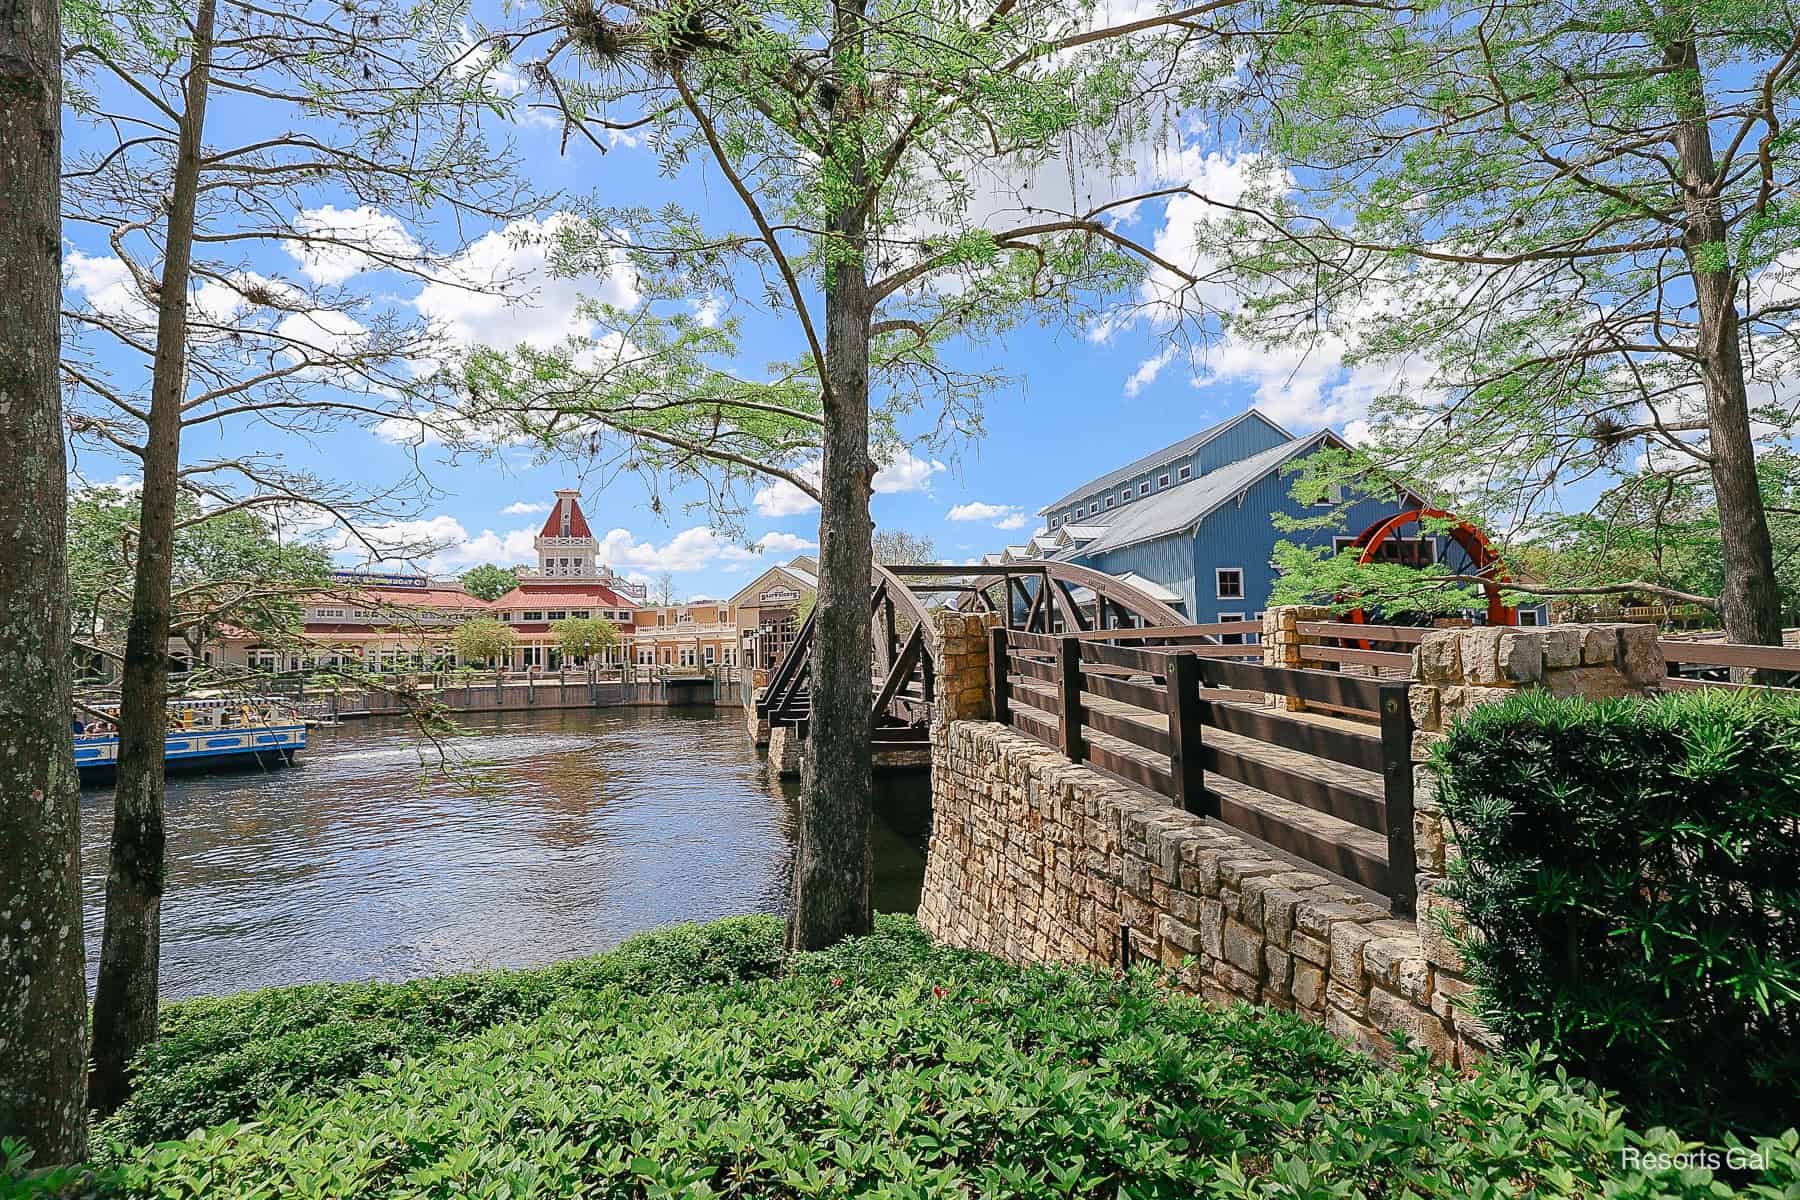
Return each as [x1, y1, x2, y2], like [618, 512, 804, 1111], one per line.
[72, 717, 85, 736]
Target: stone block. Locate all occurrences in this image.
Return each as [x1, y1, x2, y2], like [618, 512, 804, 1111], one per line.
[1543, 665, 1636, 701]
[1414, 633, 1461, 684]
[1289, 931, 1329, 966]
[1617, 624, 1665, 687]
[1198, 897, 1225, 961]
[1460, 627, 1509, 685]
[1580, 626, 1616, 665]
[1158, 913, 1203, 955]
[1418, 888, 1468, 974]
[1264, 945, 1292, 995]
[1408, 685, 1441, 733]
[1542, 627, 1583, 669]
[1297, 899, 1371, 939]
[1324, 1004, 1384, 1057]
[1291, 959, 1327, 1010]
[1495, 630, 1544, 683]
[1327, 978, 1368, 1019]
[1360, 935, 1422, 989]
[1329, 922, 1373, 988]
[1366, 986, 1450, 1061]
[1222, 918, 1263, 975]
[1260, 886, 1302, 943]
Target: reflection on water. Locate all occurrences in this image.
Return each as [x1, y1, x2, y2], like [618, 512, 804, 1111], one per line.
[79, 706, 927, 999]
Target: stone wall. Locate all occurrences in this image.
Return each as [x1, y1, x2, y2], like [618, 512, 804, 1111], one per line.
[918, 609, 1664, 1068]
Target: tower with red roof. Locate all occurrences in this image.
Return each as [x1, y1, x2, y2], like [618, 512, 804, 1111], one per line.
[535, 489, 597, 577]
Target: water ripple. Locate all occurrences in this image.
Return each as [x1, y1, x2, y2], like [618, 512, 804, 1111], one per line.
[79, 706, 924, 999]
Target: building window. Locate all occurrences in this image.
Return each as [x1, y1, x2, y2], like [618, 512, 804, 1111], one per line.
[1178, 464, 1192, 481]
[1218, 613, 1246, 644]
[1313, 482, 1345, 505]
[546, 610, 566, 620]
[703, 645, 716, 666]
[523, 611, 543, 621]
[1158, 473, 1170, 488]
[1048, 516, 1059, 530]
[1216, 568, 1244, 599]
[1517, 608, 1542, 627]
[1120, 489, 1131, 504]
[1106, 495, 1116, 509]
[1138, 481, 1151, 497]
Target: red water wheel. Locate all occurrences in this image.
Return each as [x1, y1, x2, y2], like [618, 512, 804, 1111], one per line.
[1341, 508, 1515, 649]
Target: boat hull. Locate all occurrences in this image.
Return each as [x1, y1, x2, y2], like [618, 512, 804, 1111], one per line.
[75, 723, 308, 782]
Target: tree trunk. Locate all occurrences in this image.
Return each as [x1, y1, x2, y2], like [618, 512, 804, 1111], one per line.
[0, 0, 88, 1163]
[786, 0, 874, 952]
[1667, 37, 1784, 651]
[89, 0, 218, 1115]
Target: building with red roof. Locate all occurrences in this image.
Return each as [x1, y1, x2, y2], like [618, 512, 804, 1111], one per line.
[197, 488, 812, 677]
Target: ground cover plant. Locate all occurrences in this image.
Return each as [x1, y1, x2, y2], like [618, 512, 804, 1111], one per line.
[4, 916, 1798, 1198]
[1433, 688, 1800, 1141]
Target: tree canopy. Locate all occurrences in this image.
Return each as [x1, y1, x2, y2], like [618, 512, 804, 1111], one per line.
[551, 615, 620, 661]
[1190, 0, 1800, 646]
[454, 618, 519, 667]
[461, 565, 521, 603]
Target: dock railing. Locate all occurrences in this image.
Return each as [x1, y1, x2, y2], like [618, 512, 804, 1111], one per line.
[990, 625, 1417, 915]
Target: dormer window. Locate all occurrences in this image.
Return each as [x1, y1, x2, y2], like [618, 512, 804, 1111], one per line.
[1106, 495, 1116, 509]
[1158, 472, 1170, 488]
[1178, 464, 1192, 481]
[1138, 481, 1150, 497]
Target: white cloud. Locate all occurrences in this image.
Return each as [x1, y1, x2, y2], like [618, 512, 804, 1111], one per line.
[755, 531, 817, 555]
[873, 448, 946, 493]
[286, 205, 422, 286]
[596, 525, 751, 574]
[502, 500, 549, 515]
[751, 448, 944, 517]
[948, 500, 1028, 530]
[947, 501, 1014, 522]
[414, 213, 638, 352]
[753, 460, 822, 517]
[328, 515, 537, 572]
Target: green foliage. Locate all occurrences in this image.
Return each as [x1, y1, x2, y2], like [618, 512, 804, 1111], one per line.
[458, 564, 518, 603]
[1206, 0, 1800, 625]
[550, 615, 619, 660]
[66, 485, 331, 660]
[451, 617, 518, 667]
[95, 916, 785, 1148]
[13, 915, 1790, 1197]
[1268, 540, 1490, 618]
[1433, 689, 1800, 1139]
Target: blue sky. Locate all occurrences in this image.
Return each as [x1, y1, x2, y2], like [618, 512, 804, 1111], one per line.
[59, 10, 1388, 604]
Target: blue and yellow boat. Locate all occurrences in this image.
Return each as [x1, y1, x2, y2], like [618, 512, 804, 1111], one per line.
[74, 697, 307, 781]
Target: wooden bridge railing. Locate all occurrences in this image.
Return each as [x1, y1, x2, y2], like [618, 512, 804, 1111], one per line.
[991, 626, 1417, 915]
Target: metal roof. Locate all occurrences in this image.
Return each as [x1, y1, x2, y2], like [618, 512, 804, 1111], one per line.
[1076, 430, 1344, 556]
[1036, 410, 1290, 516]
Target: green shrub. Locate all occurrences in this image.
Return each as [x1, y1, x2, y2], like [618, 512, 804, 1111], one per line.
[1433, 687, 1800, 1139]
[99, 914, 785, 1147]
[20, 914, 1793, 1198]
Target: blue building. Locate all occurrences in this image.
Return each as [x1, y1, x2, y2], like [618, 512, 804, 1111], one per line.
[1003, 410, 1525, 626]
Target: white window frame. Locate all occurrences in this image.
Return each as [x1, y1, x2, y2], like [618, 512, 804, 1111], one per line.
[1215, 567, 1245, 600]
[1138, 481, 1150, 496]
[1158, 472, 1170, 488]
[1178, 464, 1192, 481]
[1313, 482, 1345, 506]
[1120, 489, 1131, 504]
[1106, 495, 1116, 509]
[1218, 612, 1247, 645]
[1517, 608, 1542, 627]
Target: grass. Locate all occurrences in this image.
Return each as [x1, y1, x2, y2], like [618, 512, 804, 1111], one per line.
[6, 915, 1798, 1198]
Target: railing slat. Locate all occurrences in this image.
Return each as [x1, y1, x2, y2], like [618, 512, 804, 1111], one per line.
[1086, 742, 1174, 799]
[1198, 701, 1387, 773]
[1079, 670, 1170, 715]
[1085, 705, 1171, 757]
[1201, 744, 1385, 834]
[1195, 657, 1387, 712]
[1297, 645, 1413, 670]
[1208, 789, 1391, 895]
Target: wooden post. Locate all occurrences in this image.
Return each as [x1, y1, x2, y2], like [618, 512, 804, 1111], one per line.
[1057, 635, 1085, 763]
[1378, 681, 1417, 917]
[989, 625, 1010, 725]
[1165, 652, 1208, 814]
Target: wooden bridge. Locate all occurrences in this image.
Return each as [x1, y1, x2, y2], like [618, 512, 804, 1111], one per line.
[756, 561, 1198, 753]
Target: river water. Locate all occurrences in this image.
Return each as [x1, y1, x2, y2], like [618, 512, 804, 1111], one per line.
[78, 707, 928, 999]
